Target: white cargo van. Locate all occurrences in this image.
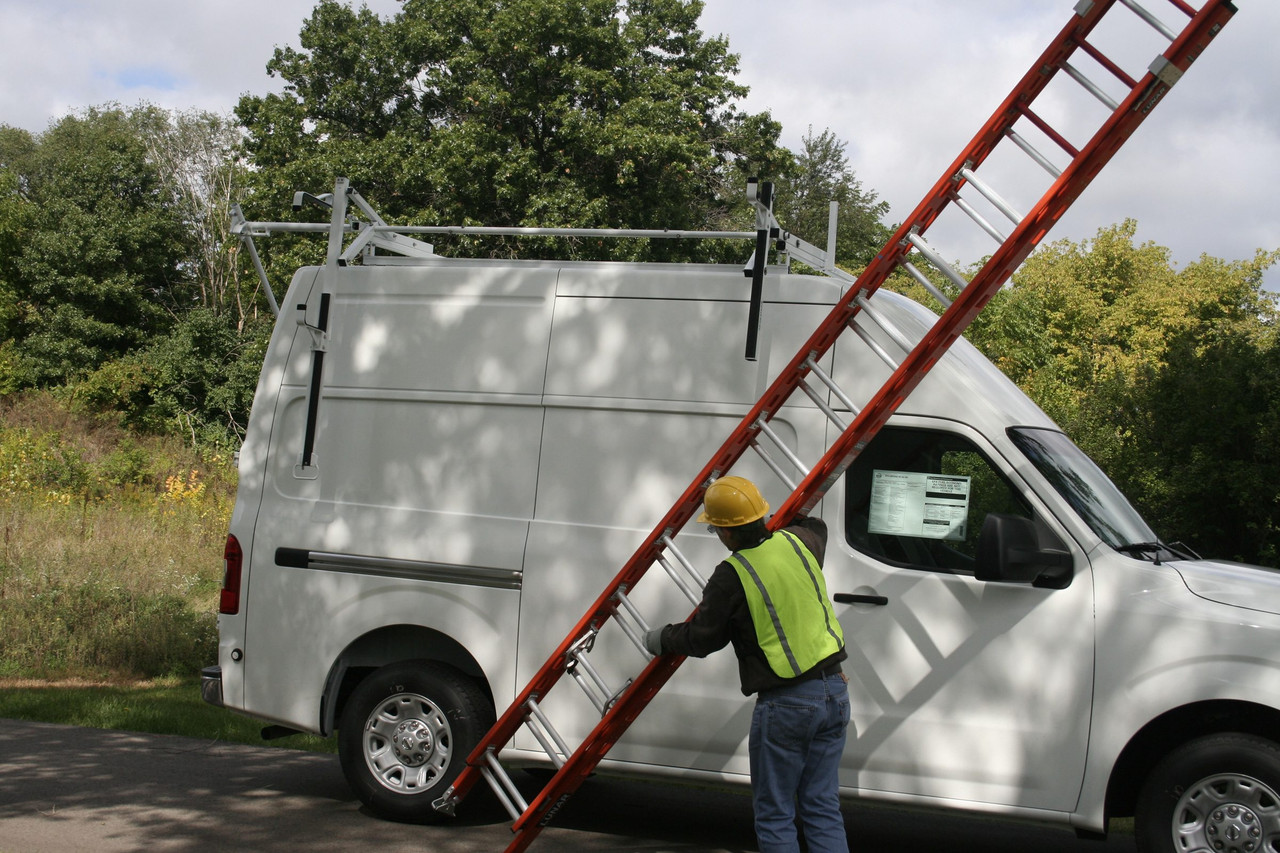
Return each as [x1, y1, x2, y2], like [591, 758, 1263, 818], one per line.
[204, 228, 1280, 852]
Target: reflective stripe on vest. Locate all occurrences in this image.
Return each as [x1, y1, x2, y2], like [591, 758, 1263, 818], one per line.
[728, 530, 845, 678]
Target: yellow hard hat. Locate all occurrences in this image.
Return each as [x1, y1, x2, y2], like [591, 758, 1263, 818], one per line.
[697, 476, 769, 528]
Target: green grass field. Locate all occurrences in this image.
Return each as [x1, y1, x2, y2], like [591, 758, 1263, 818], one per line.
[0, 677, 336, 753]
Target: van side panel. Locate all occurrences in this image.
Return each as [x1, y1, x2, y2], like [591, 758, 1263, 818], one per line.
[516, 274, 838, 774]
[235, 264, 558, 730]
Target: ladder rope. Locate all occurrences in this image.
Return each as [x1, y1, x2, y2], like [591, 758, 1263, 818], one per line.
[1015, 103, 1081, 158]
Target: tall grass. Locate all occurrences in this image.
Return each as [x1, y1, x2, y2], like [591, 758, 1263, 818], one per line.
[0, 391, 234, 680]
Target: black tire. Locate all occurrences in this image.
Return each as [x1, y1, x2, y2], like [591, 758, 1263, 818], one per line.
[338, 660, 493, 822]
[1135, 732, 1280, 853]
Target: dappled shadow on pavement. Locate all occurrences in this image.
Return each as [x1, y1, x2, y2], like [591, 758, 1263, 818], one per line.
[0, 719, 1133, 852]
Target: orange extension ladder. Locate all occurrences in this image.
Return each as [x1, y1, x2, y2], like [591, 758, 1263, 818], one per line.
[431, 2, 1237, 849]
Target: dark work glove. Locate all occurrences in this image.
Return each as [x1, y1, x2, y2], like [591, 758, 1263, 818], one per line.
[643, 628, 666, 656]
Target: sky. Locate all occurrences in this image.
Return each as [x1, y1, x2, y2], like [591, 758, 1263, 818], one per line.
[1, 0, 1275, 289]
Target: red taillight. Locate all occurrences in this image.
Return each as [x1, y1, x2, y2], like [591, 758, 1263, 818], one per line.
[220, 534, 243, 615]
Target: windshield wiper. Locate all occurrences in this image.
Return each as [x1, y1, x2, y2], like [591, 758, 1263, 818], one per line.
[1115, 542, 1161, 562]
[1115, 540, 1200, 564]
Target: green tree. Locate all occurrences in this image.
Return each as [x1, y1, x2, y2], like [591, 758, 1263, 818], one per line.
[0, 106, 266, 447]
[0, 127, 37, 388]
[236, 0, 789, 265]
[968, 221, 1280, 562]
[142, 110, 255, 325]
[3, 107, 187, 387]
[772, 126, 892, 269]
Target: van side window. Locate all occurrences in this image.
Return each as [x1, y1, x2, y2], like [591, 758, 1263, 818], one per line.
[844, 427, 1032, 573]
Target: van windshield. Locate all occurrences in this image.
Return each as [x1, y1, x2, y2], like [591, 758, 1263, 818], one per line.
[1008, 427, 1157, 550]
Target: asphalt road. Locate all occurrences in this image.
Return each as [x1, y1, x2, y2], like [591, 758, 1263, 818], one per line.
[0, 718, 1138, 852]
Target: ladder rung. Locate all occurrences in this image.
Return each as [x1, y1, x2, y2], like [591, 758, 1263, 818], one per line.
[1075, 36, 1139, 89]
[803, 355, 861, 417]
[951, 193, 1008, 243]
[611, 589, 655, 660]
[568, 649, 628, 716]
[754, 417, 810, 479]
[658, 534, 707, 591]
[906, 233, 970, 293]
[852, 322, 901, 371]
[1016, 103, 1081, 158]
[798, 377, 848, 431]
[481, 750, 529, 821]
[657, 551, 702, 606]
[855, 295, 917, 354]
[957, 167, 1023, 226]
[564, 630, 628, 716]
[524, 698, 570, 768]
[1005, 128, 1063, 178]
[1118, 0, 1177, 40]
[750, 439, 801, 492]
[1062, 61, 1120, 111]
[900, 260, 954, 310]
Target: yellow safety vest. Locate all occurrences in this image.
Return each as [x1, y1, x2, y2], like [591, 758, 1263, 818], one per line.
[727, 530, 845, 678]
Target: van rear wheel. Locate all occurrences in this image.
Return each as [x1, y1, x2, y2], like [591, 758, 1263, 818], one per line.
[338, 661, 493, 822]
[1135, 733, 1280, 853]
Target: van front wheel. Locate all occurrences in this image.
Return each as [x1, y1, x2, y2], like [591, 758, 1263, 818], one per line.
[338, 661, 493, 822]
[1135, 733, 1280, 853]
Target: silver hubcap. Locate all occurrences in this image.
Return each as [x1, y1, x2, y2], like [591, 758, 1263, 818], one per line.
[363, 692, 452, 793]
[1174, 774, 1280, 853]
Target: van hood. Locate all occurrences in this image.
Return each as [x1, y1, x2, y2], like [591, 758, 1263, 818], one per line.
[1174, 559, 1280, 615]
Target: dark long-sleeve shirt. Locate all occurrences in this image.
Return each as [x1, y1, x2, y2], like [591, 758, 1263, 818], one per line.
[658, 516, 847, 695]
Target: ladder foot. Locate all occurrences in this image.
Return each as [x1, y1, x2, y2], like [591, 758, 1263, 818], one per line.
[431, 792, 459, 816]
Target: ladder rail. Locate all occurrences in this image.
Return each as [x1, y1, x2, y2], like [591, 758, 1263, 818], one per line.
[774, 0, 1238, 524]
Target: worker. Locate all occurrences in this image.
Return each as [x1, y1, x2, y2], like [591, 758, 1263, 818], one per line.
[644, 475, 850, 853]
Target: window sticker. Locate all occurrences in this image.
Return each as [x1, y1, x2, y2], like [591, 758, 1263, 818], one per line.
[868, 470, 971, 540]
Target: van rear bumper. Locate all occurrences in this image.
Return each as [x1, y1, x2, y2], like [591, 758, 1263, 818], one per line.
[201, 665, 224, 708]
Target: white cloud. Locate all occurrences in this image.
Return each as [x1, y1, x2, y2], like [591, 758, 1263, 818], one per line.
[1, 0, 1275, 289]
[698, 0, 1280, 290]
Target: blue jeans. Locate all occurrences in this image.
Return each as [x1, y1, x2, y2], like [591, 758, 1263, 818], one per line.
[749, 672, 851, 853]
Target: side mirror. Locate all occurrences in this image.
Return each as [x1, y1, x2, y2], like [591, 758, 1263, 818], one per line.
[976, 514, 1073, 589]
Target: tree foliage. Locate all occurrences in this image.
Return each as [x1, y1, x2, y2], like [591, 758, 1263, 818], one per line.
[969, 221, 1280, 562]
[2, 107, 186, 387]
[236, 0, 790, 266]
[772, 126, 892, 269]
[0, 106, 260, 447]
[1, 2, 1276, 567]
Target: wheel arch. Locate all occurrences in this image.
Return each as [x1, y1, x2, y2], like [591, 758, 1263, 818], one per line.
[1105, 699, 1280, 820]
[320, 624, 493, 736]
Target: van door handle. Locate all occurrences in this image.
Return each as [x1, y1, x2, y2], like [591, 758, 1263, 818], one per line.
[834, 593, 888, 606]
